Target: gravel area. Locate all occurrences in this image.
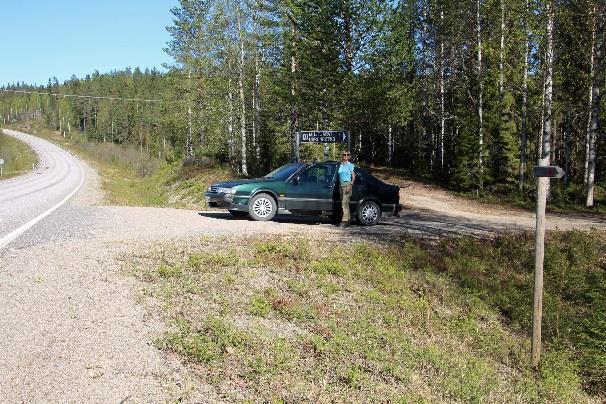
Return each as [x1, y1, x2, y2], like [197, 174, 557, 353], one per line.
[0, 239, 221, 403]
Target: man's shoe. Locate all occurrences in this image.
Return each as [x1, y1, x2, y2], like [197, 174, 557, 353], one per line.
[342, 222, 351, 228]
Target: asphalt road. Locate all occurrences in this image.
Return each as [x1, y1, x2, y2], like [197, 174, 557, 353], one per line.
[0, 129, 84, 249]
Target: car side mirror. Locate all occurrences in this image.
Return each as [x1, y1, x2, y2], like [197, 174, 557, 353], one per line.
[291, 176, 300, 185]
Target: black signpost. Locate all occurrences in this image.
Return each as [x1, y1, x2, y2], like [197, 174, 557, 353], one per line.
[295, 130, 351, 162]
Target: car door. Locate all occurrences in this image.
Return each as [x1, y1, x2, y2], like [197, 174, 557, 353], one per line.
[351, 168, 368, 203]
[284, 163, 337, 211]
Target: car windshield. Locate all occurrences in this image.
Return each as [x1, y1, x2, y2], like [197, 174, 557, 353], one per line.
[264, 163, 304, 180]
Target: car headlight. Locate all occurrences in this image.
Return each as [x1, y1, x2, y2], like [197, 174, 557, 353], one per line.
[217, 187, 235, 195]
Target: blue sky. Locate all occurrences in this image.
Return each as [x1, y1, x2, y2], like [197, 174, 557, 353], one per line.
[0, 0, 179, 86]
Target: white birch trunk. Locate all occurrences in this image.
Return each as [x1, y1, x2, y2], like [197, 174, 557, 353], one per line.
[586, 2, 605, 207]
[584, 8, 596, 185]
[237, 7, 248, 176]
[520, 2, 529, 190]
[540, 4, 554, 170]
[477, 0, 484, 189]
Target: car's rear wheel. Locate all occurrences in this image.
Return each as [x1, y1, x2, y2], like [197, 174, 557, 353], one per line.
[357, 200, 381, 226]
[249, 193, 277, 221]
[228, 210, 248, 217]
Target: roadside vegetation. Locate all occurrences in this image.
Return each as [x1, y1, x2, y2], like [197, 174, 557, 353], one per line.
[10, 122, 232, 209]
[128, 231, 606, 402]
[0, 129, 37, 180]
[2, 1, 605, 212]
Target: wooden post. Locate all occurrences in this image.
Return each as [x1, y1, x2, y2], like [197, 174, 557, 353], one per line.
[532, 176, 548, 368]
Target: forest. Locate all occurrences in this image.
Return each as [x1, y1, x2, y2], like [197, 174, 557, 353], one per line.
[0, 0, 604, 206]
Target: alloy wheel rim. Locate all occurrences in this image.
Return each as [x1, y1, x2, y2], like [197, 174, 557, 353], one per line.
[361, 203, 378, 223]
[253, 197, 272, 217]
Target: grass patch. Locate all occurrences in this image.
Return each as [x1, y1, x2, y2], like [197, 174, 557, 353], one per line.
[129, 233, 602, 402]
[0, 129, 37, 179]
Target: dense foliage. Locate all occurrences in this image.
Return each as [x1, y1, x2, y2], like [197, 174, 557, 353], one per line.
[1, 0, 604, 199]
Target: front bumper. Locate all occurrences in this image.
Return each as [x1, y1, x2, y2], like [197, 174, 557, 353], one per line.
[204, 192, 249, 212]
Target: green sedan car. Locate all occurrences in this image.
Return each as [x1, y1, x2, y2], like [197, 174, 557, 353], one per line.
[204, 161, 402, 226]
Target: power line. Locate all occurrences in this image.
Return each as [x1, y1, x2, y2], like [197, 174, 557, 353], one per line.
[0, 89, 163, 103]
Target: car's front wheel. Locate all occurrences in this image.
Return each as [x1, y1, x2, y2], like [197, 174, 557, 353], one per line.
[248, 193, 277, 221]
[357, 200, 381, 226]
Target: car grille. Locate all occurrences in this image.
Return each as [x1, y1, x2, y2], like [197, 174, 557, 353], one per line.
[209, 186, 219, 193]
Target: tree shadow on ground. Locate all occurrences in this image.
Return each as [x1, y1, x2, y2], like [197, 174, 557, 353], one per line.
[198, 209, 523, 241]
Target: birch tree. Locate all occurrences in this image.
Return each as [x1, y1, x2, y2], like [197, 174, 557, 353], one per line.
[236, 4, 249, 176]
[586, 1, 605, 207]
[584, 5, 595, 186]
[519, 0, 530, 190]
[477, 0, 484, 189]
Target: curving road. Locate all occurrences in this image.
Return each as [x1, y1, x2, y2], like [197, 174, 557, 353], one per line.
[0, 129, 84, 249]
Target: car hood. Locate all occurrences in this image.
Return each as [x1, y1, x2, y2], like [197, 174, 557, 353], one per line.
[212, 178, 281, 188]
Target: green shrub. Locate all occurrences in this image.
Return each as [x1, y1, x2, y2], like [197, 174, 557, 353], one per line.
[249, 294, 271, 317]
[157, 264, 182, 278]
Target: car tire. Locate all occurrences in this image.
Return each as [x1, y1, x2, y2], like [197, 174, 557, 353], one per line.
[357, 200, 381, 226]
[228, 210, 248, 218]
[248, 193, 277, 221]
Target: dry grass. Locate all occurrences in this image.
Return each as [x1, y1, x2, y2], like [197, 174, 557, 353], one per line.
[0, 129, 37, 179]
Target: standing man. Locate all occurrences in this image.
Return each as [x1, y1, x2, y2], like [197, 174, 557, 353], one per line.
[338, 151, 356, 227]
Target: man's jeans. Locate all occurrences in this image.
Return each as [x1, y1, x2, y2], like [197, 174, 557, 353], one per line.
[340, 182, 352, 222]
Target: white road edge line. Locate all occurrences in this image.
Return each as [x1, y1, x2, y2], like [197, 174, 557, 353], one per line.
[0, 158, 85, 250]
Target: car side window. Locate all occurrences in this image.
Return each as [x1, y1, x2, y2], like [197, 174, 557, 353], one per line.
[300, 165, 334, 184]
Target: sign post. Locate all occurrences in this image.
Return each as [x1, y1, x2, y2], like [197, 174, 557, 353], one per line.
[294, 131, 350, 162]
[531, 165, 564, 368]
[0, 158, 4, 178]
